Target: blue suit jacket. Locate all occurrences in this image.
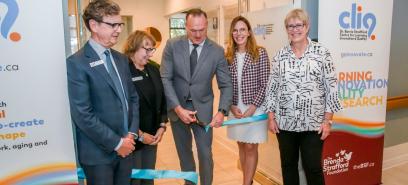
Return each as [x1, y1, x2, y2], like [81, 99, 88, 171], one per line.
[67, 42, 139, 165]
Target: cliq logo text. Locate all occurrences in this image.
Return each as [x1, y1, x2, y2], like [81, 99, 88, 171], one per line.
[339, 3, 376, 40]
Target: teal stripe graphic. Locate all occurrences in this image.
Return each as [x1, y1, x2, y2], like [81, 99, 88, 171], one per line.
[332, 123, 384, 137]
[77, 168, 198, 184]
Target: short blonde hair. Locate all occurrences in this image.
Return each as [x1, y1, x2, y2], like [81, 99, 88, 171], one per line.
[123, 30, 156, 58]
[284, 9, 309, 28]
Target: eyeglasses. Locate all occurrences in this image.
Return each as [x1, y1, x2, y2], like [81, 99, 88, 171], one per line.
[232, 28, 248, 35]
[142, 47, 156, 54]
[99, 21, 125, 30]
[286, 23, 305, 31]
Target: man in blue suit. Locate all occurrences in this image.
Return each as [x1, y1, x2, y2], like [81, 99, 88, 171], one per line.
[66, 1, 139, 184]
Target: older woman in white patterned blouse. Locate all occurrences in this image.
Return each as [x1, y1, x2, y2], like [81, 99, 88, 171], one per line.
[264, 9, 342, 185]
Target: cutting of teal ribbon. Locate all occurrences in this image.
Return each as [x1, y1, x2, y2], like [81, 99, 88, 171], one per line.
[77, 168, 198, 184]
[205, 113, 268, 132]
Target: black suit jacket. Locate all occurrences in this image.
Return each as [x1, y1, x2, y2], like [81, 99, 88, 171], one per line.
[129, 61, 167, 148]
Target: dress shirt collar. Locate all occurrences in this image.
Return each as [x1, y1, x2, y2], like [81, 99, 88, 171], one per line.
[89, 38, 110, 57]
[188, 39, 205, 48]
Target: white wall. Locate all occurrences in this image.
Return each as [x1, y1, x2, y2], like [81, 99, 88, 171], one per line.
[384, 0, 408, 148]
[249, 0, 292, 11]
[114, 0, 239, 63]
[111, 0, 324, 63]
[164, 0, 236, 16]
[244, 4, 293, 58]
[115, 0, 168, 63]
[163, 0, 239, 48]
[389, 0, 408, 97]
[249, 0, 319, 40]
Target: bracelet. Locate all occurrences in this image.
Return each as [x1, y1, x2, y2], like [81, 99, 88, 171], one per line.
[138, 131, 145, 142]
[323, 120, 333, 125]
[160, 123, 167, 131]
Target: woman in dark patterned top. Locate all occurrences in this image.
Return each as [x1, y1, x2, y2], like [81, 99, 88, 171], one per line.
[123, 30, 168, 185]
[225, 16, 270, 185]
[264, 9, 342, 185]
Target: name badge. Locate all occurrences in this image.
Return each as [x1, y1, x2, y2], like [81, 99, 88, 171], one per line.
[132, 76, 143, 81]
[89, 60, 104, 67]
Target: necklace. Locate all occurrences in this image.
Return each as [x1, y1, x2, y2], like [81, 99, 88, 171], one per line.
[135, 64, 148, 77]
[140, 69, 149, 77]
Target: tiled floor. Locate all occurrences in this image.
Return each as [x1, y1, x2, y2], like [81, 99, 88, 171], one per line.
[382, 143, 408, 185]
[152, 124, 408, 185]
[382, 162, 408, 185]
[150, 79, 408, 185]
[154, 125, 261, 185]
[153, 81, 407, 185]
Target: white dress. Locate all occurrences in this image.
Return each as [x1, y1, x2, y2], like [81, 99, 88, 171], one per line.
[227, 52, 268, 144]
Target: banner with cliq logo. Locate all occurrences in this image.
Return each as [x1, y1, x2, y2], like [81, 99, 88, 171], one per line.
[0, 0, 78, 184]
[319, 1, 393, 184]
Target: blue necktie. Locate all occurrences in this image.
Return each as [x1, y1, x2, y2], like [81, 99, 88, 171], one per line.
[104, 50, 128, 133]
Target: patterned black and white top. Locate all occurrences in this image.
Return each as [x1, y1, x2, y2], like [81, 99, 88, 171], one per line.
[264, 38, 343, 132]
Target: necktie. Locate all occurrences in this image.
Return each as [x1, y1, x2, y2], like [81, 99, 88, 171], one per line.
[104, 50, 128, 133]
[190, 44, 199, 76]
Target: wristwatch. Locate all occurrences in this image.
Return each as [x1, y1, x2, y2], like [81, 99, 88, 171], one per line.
[129, 132, 138, 140]
[218, 108, 228, 116]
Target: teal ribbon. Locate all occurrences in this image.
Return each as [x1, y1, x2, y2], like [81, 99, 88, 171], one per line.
[205, 113, 268, 132]
[77, 168, 198, 184]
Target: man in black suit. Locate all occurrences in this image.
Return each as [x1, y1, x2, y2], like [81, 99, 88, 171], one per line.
[66, 1, 139, 184]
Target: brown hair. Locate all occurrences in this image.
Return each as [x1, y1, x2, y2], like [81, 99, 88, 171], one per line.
[185, 8, 207, 20]
[225, 16, 260, 64]
[82, 0, 121, 31]
[123, 30, 156, 58]
[284, 8, 310, 28]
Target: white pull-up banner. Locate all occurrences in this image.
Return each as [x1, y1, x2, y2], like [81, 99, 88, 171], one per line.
[0, 0, 78, 184]
[319, 1, 393, 184]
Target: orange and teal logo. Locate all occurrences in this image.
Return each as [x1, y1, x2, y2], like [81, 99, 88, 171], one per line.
[338, 3, 376, 41]
[0, 0, 21, 42]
